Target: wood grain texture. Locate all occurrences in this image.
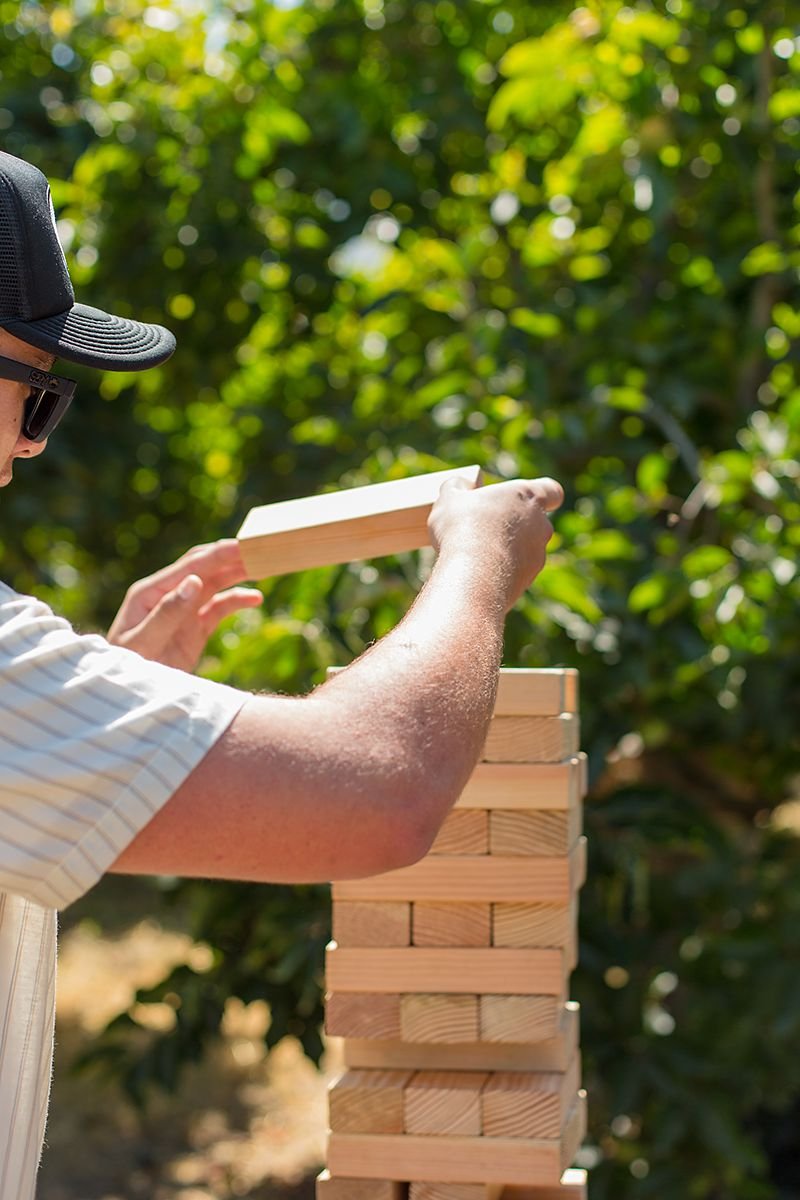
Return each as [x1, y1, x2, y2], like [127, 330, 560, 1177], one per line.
[316, 1170, 406, 1200]
[404, 1071, 488, 1136]
[325, 947, 565, 995]
[328, 1131, 568, 1187]
[481, 1056, 582, 1140]
[479, 995, 564, 1044]
[456, 759, 586, 812]
[400, 994, 480, 1045]
[412, 903, 491, 948]
[342, 1002, 579, 1071]
[325, 992, 400, 1039]
[430, 810, 489, 855]
[492, 902, 573, 950]
[492, 670, 578, 718]
[333, 902, 411, 947]
[410, 1185, 502, 1200]
[333, 848, 582, 904]
[329, 1068, 412, 1135]
[238, 464, 482, 578]
[488, 808, 582, 857]
[482, 716, 579, 764]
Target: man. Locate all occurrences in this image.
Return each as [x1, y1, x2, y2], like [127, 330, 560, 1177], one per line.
[0, 149, 563, 1198]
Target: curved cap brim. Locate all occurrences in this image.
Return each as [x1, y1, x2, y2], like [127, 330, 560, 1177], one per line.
[2, 302, 176, 370]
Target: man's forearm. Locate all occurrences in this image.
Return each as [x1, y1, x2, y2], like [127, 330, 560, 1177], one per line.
[315, 545, 509, 831]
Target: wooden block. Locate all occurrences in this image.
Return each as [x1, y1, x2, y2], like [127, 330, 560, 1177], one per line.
[329, 1068, 412, 1134]
[400, 994, 480, 1044]
[333, 845, 583, 904]
[411, 1185, 502, 1200]
[333, 902, 411, 947]
[412, 1186, 502, 1200]
[316, 1170, 406, 1199]
[328, 1129, 571, 1187]
[493, 670, 579, 717]
[325, 992, 401, 1039]
[325, 947, 565, 995]
[482, 716, 579, 764]
[575, 837, 587, 891]
[481, 1056, 581, 1139]
[489, 808, 582, 857]
[480, 995, 563, 1044]
[343, 1003, 579, 1072]
[492, 902, 573, 949]
[412, 903, 491, 948]
[405, 1071, 489, 1136]
[237, 464, 482, 578]
[430, 810, 489, 855]
[500, 1169, 587, 1199]
[561, 1091, 587, 1169]
[456, 759, 586, 811]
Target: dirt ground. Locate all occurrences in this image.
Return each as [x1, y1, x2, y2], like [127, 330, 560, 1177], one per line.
[39, 880, 342, 1200]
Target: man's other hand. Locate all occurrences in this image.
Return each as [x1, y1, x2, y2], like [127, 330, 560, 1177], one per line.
[107, 539, 262, 672]
[429, 474, 564, 612]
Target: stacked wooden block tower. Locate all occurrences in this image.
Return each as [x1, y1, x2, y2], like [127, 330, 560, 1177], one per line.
[317, 667, 588, 1200]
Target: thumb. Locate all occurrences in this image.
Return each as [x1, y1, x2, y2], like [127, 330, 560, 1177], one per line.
[126, 573, 203, 652]
[438, 472, 481, 498]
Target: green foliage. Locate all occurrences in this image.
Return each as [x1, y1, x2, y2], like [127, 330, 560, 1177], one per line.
[1, 0, 799, 1195]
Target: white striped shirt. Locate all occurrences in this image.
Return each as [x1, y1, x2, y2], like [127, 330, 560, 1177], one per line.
[0, 582, 245, 1198]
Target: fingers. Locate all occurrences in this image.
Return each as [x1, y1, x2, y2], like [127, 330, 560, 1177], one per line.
[133, 540, 251, 607]
[197, 587, 264, 638]
[527, 477, 564, 514]
[116, 572, 205, 658]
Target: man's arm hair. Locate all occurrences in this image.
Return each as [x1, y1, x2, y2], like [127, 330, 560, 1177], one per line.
[111, 477, 561, 884]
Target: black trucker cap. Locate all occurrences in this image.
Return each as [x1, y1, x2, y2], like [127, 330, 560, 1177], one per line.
[0, 150, 176, 370]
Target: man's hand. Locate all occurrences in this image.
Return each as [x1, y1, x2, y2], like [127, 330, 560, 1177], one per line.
[107, 539, 262, 672]
[429, 475, 564, 611]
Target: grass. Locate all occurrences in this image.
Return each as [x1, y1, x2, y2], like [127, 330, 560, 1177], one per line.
[40, 876, 338, 1200]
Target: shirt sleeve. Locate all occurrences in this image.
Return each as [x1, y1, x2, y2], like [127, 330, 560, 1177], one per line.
[0, 583, 247, 910]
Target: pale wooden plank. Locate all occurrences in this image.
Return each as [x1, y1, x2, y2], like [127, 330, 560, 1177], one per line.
[333, 902, 411, 948]
[455, 759, 586, 812]
[560, 1091, 587, 1170]
[316, 1170, 406, 1200]
[489, 809, 582, 857]
[238, 464, 482, 577]
[482, 716, 579, 764]
[480, 995, 564, 1044]
[481, 1056, 581, 1140]
[574, 837, 587, 891]
[412, 903, 491, 948]
[492, 902, 573, 949]
[400, 994, 480, 1045]
[493, 670, 579, 717]
[328, 1132, 566, 1187]
[405, 1071, 488, 1137]
[343, 1004, 579, 1073]
[333, 847, 581, 904]
[430, 810, 489, 855]
[410, 1184, 502, 1200]
[329, 1068, 413, 1135]
[325, 992, 401, 1039]
[325, 947, 565, 995]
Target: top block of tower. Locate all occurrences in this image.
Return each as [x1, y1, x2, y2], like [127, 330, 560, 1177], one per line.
[237, 465, 482, 578]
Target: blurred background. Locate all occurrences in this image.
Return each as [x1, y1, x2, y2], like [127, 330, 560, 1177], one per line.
[1, 0, 799, 1196]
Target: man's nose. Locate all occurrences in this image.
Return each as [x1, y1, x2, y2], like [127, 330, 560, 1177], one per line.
[14, 433, 48, 458]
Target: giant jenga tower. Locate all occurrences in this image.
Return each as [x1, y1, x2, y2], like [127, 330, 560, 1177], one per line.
[318, 668, 588, 1200]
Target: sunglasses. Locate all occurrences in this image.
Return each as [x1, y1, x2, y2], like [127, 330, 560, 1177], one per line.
[0, 353, 76, 443]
